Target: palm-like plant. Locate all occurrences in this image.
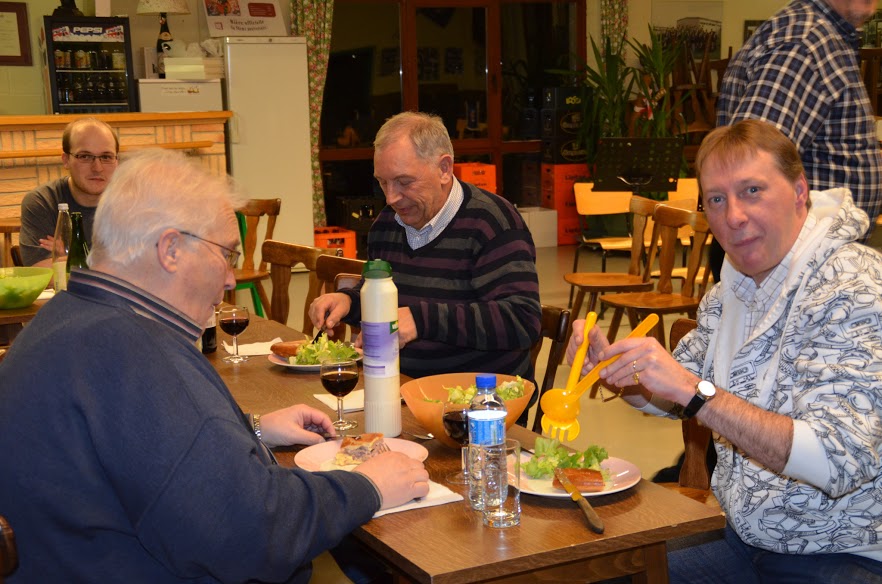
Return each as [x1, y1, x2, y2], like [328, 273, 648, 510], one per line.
[628, 26, 685, 138]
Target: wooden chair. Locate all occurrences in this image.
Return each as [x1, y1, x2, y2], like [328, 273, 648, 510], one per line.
[564, 196, 660, 321]
[660, 318, 718, 506]
[860, 47, 882, 116]
[10, 246, 22, 267]
[529, 304, 571, 433]
[0, 514, 17, 582]
[332, 272, 363, 342]
[225, 198, 281, 318]
[569, 183, 634, 306]
[262, 240, 335, 331]
[313, 254, 366, 340]
[600, 204, 712, 349]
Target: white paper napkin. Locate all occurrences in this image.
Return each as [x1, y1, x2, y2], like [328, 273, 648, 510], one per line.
[37, 289, 55, 300]
[313, 390, 364, 413]
[373, 480, 463, 517]
[223, 337, 283, 356]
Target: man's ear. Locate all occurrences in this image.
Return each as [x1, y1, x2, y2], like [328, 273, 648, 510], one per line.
[156, 228, 182, 273]
[794, 174, 810, 208]
[439, 154, 453, 183]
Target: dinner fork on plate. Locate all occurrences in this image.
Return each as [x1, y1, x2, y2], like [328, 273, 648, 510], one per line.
[376, 441, 391, 454]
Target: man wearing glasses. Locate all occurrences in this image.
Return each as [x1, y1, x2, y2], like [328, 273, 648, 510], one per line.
[19, 117, 119, 267]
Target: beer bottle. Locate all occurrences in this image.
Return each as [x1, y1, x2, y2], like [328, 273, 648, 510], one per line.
[66, 212, 90, 279]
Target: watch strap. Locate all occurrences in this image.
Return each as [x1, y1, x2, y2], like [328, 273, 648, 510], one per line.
[683, 393, 706, 419]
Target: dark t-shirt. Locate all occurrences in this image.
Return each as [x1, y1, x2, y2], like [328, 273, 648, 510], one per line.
[20, 177, 96, 266]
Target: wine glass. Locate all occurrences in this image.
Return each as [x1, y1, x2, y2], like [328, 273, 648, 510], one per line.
[442, 401, 470, 484]
[218, 305, 250, 364]
[320, 357, 359, 431]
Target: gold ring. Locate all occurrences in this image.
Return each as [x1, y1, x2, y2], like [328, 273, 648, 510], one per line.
[632, 372, 640, 385]
[632, 360, 638, 372]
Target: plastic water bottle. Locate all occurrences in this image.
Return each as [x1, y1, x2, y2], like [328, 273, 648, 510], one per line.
[51, 203, 72, 292]
[467, 373, 506, 511]
[360, 259, 401, 437]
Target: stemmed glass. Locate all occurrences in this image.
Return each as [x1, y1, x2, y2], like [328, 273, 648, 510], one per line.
[218, 305, 250, 364]
[442, 401, 470, 484]
[320, 357, 359, 431]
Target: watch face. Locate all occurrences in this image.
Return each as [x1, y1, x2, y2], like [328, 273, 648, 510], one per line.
[697, 380, 716, 399]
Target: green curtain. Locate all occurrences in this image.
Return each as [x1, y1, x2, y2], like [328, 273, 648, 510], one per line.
[601, 0, 628, 45]
[291, 0, 334, 227]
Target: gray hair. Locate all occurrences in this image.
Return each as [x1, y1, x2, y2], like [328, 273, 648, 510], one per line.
[90, 148, 246, 267]
[374, 111, 454, 162]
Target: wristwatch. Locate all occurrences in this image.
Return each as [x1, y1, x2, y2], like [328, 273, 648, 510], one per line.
[683, 380, 716, 419]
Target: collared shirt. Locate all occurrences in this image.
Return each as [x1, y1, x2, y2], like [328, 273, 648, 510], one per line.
[69, 268, 202, 343]
[395, 178, 464, 249]
[717, 0, 882, 226]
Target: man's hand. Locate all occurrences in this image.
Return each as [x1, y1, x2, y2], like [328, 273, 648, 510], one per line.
[397, 306, 416, 346]
[309, 292, 352, 339]
[259, 404, 335, 448]
[355, 453, 430, 510]
[38, 235, 56, 253]
[565, 318, 611, 375]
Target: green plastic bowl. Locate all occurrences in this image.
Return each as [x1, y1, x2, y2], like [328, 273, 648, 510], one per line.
[0, 267, 53, 309]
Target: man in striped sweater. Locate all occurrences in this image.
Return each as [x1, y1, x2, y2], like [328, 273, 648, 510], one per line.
[311, 112, 542, 390]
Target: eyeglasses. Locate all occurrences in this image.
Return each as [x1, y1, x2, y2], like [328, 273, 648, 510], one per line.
[69, 152, 118, 165]
[179, 231, 241, 269]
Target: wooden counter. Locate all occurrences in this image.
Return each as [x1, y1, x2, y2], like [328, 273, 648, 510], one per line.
[0, 111, 232, 222]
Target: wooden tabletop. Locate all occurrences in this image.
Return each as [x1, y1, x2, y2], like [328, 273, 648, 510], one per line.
[0, 299, 46, 327]
[213, 317, 726, 584]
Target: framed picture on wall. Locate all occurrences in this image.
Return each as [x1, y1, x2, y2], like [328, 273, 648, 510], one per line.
[743, 20, 764, 43]
[0, 2, 32, 66]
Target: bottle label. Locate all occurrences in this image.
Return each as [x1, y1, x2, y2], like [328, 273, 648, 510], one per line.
[468, 410, 506, 446]
[361, 320, 399, 379]
[52, 260, 67, 292]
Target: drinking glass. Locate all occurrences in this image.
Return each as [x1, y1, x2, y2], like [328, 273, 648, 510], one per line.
[482, 439, 521, 528]
[218, 305, 250, 364]
[320, 357, 359, 431]
[442, 401, 470, 484]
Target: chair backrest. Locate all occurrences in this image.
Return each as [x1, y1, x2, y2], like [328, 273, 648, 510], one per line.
[0, 514, 17, 580]
[530, 304, 571, 433]
[628, 196, 663, 279]
[669, 318, 712, 491]
[573, 183, 632, 216]
[313, 254, 367, 337]
[652, 205, 711, 297]
[262, 240, 332, 329]
[10, 245, 22, 267]
[237, 199, 281, 273]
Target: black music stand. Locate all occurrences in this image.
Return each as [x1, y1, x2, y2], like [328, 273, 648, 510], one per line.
[593, 137, 684, 193]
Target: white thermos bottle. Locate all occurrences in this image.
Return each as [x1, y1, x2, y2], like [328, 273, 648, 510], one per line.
[360, 260, 401, 437]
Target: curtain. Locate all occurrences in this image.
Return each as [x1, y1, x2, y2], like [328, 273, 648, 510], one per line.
[600, 0, 628, 45]
[291, 0, 334, 227]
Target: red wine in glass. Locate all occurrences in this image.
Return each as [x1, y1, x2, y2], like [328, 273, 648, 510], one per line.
[219, 316, 249, 336]
[321, 370, 359, 397]
[320, 358, 359, 431]
[442, 410, 469, 446]
[218, 306, 250, 364]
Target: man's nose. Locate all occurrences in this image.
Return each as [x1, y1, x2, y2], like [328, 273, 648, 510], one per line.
[726, 199, 748, 228]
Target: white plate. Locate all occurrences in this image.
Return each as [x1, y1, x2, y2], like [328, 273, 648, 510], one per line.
[295, 437, 429, 472]
[267, 353, 361, 372]
[519, 455, 641, 498]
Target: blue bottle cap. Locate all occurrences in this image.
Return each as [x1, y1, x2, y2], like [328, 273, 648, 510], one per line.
[475, 373, 496, 389]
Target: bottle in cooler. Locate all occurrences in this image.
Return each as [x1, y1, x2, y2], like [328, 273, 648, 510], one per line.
[467, 373, 507, 511]
[51, 203, 72, 292]
[360, 259, 401, 437]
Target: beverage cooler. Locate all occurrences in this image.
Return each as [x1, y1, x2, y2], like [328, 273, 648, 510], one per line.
[41, 16, 138, 114]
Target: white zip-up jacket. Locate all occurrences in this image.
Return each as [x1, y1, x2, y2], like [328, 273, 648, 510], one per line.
[674, 188, 882, 559]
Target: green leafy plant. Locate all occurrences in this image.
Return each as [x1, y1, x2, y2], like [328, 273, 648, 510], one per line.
[628, 25, 686, 139]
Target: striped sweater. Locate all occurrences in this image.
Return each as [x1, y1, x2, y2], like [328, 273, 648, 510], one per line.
[342, 180, 542, 380]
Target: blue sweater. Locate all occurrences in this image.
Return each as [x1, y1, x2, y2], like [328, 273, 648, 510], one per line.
[0, 275, 379, 583]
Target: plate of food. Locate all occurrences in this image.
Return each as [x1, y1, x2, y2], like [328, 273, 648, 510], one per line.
[518, 437, 640, 498]
[268, 336, 361, 372]
[295, 434, 429, 472]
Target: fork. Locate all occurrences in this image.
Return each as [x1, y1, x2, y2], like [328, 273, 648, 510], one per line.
[375, 441, 391, 454]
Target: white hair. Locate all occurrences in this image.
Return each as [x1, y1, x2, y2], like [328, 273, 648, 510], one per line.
[90, 148, 246, 267]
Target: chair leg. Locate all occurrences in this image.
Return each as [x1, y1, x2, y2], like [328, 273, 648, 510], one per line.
[249, 285, 264, 318]
[606, 307, 624, 343]
[569, 247, 583, 308]
[601, 251, 607, 272]
[254, 281, 270, 319]
[571, 289, 586, 322]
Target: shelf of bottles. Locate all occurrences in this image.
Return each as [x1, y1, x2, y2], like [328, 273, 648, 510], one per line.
[43, 16, 138, 114]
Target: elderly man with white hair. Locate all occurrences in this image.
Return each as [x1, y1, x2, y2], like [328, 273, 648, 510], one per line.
[0, 149, 428, 583]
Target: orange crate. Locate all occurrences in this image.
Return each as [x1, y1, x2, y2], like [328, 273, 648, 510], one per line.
[453, 162, 497, 193]
[541, 163, 589, 218]
[557, 216, 581, 245]
[314, 227, 357, 259]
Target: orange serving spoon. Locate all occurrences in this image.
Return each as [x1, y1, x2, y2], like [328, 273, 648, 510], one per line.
[540, 313, 660, 442]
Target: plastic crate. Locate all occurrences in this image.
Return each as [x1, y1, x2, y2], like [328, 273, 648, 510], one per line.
[314, 227, 357, 259]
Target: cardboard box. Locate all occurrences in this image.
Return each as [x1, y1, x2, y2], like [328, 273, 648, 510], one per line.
[519, 206, 558, 248]
[542, 137, 587, 164]
[453, 162, 496, 193]
[557, 215, 582, 245]
[543, 87, 583, 110]
[541, 163, 589, 222]
[314, 227, 357, 258]
[541, 108, 584, 138]
[164, 57, 224, 80]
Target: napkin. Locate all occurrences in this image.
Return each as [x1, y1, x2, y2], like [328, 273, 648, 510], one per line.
[313, 390, 364, 413]
[373, 480, 463, 517]
[223, 337, 283, 356]
[37, 289, 55, 300]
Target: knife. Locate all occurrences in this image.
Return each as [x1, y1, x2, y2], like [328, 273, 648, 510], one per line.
[554, 467, 604, 534]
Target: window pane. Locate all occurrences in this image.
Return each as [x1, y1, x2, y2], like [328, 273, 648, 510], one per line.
[415, 7, 487, 140]
[501, 2, 580, 141]
[322, 3, 401, 148]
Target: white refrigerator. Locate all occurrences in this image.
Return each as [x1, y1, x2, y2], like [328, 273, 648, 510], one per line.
[223, 36, 313, 246]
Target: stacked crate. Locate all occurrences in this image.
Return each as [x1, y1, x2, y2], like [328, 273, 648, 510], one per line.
[541, 87, 589, 245]
[333, 196, 386, 259]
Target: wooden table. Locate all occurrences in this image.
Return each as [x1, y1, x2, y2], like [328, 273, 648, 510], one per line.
[212, 318, 726, 584]
[0, 217, 21, 268]
[0, 299, 47, 346]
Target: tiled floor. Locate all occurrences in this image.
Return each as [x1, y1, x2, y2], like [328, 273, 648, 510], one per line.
[240, 242, 685, 482]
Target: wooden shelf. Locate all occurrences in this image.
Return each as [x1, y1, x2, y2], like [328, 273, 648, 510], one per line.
[0, 141, 216, 160]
